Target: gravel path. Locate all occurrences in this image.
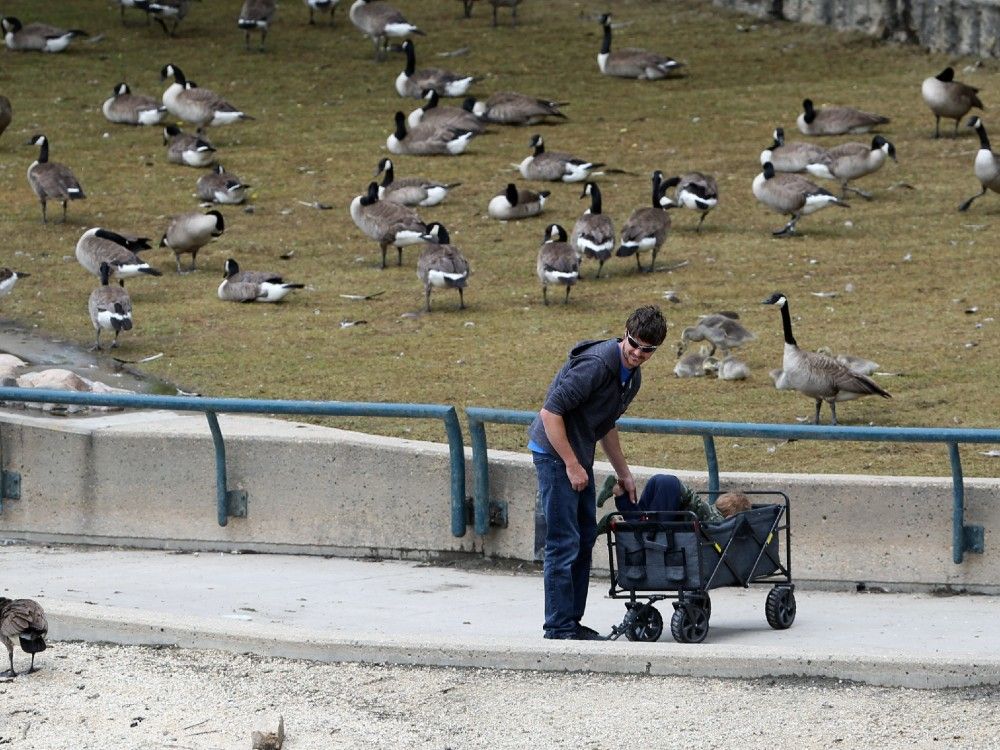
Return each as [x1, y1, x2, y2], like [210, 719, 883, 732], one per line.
[2, 642, 997, 749]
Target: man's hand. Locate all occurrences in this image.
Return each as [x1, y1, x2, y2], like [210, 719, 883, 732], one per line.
[618, 473, 638, 503]
[566, 462, 589, 491]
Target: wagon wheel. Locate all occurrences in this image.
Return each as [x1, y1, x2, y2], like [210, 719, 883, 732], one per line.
[624, 604, 663, 642]
[670, 604, 709, 644]
[765, 586, 796, 630]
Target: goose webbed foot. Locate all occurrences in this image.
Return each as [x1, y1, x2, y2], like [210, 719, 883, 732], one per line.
[958, 189, 985, 212]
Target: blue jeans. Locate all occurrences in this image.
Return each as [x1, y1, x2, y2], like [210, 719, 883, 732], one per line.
[614, 473, 683, 516]
[533, 451, 596, 638]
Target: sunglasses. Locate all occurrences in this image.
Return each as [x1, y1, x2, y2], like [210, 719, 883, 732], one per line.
[625, 331, 658, 354]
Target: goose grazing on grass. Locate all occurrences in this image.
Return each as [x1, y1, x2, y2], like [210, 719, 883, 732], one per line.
[571, 182, 614, 278]
[103, 83, 167, 126]
[487, 183, 549, 220]
[407, 90, 485, 133]
[537, 223, 578, 305]
[136, 0, 190, 36]
[467, 91, 567, 125]
[0, 96, 11, 138]
[707, 354, 750, 381]
[160, 64, 252, 132]
[76, 228, 162, 283]
[759, 127, 827, 174]
[160, 210, 225, 273]
[306, 0, 339, 25]
[163, 124, 216, 167]
[89, 262, 133, 350]
[797, 98, 890, 136]
[752, 162, 848, 236]
[218, 258, 303, 302]
[350, 181, 431, 268]
[0, 269, 29, 298]
[661, 171, 718, 231]
[616, 170, 671, 273]
[922, 67, 983, 139]
[349, 0, 424, 61]
[375, 157, 459, 207]
[26, 134, 85, 224]
[762, 291, 891, 425]
[197, 164, 250, 204]
[597, 13, 681, 80]
[418, 223, 470, 311]
[959, 116, 1000, 212]
[678, 312, 755, 357]
[673, 345, 713, 378]
[387, 111, 475, 155]
[519, 134, 603, 182]
[237, 0, 277, 51]
[805, 136, 896, 199]
[395, 40, 475, 98]
[0, 597, 47, 677]
[1, 17, 87, 52]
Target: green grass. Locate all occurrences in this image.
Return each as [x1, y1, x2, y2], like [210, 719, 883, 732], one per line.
[2, 0, 999, 478]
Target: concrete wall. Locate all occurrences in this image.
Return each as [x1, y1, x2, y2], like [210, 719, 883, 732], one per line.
[0, 409, 997, 589]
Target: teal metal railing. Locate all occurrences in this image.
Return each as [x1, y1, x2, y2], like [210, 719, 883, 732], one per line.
[465, 407, 999, 563]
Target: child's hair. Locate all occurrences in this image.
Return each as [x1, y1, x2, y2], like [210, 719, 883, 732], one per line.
[715, 491, 752, 518]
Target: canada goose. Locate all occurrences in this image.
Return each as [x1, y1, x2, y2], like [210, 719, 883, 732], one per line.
[537, 223, 578, 305]
[815, 346, 880, 376]
[26, 134, 85, 224]
[570, 182, 614, 278]
[0, 268, 28, 297]
[958, 116, 1000, 212]
[460, 0, 521, 25]
[752, 161, 849, 236]
[0, 96, 11, 138]
[708, 354, 750, 381]
[0, 597, 47, 677]
[487, 182, 549, 220]
[395, 40, 475, 99]
[76, 227, 162, 283]
[89, 262, 134, 350]
[661, 172, 718, 231]
[673, 345, 713, 377]
[135, 0, 190, 36]
[160, 210, 226, 273]
[387, 111, 475, 156]
[350, 181, 430, 268]
[797, 98, 890, 136]
[237, 0, 277, 51]
[922, 67, 983, 138]
[616, 170, 671, 273]
[218, 258, 304, 302]
[160, 64, 252, 132]
[305, 0, 339, 25]
[519, 134, 603, 182]
[102, 83, 167, 127]
[679, 312, 755, 357]
[349, 0, 424, 61]
[163, 124, 217, 167]
[196, 164, 250, 204]
[805, 136, 896, 199]
[759, 127, 827, 173]
[417, 223, 470, 311]
[762, 291, 891, 425]
[407, 90, 485, 133]
[1, 17, 87, 52]
[597, 13, 681, 80]
[375, 157, 459, 207]
[466, 91, 567, 125]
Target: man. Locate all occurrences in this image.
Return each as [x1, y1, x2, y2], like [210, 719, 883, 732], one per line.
[527, 305, 667, 640]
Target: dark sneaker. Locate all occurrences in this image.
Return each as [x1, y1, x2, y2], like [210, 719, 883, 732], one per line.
[543, 631, 577, 640]
[574, 624, 606, 640]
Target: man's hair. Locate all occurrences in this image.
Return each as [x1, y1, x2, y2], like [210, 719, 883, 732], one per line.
[716, 491, 752, 518]
[626, 305, 668, 346]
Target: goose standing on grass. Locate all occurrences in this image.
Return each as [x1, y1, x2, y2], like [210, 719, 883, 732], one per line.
[678, 312, 754, 358]
[163, 125, 216, 167]
[797, 98, 890, 136]
[487, 182, 549, 220]
[407, 90, 485, 133]
[26, 134, 85, 224]
[805, 136, 896, 199]
[237, 0, 277, 51]
[959, 116, 1000, 212]
[0, 269, 29, 298]
[136, 0, 190, 36]
[417, 223, 470, 311]
[752, 161, 848, 236]
[0, 96, 11, 138]
[305, 0, 339, 25]
[350, 181, 431, 268]
[160, 210, 225, 273]
[571, 182, 614, 278]
[466, 91, 566, 125]
[519, 134, 603, 182]
[386, 111, 475, 156]
[375, 157, 459, 207]
[616, 170, 671, 273]
[537, 223, 578, 305]
[661, 172, 718, 231]
[759, 127, 827, 173]
[2, 17, 87, 52]
[597, 13, 682, 80]
[89, 262, 134, 350]
[76, 228, 162, 283]
[349, 0, 424, 61]
[218, 258, 303, 302]
[395, 40, 475, 98]
[762, 291, 891, 425]
[103, 83, 167, 126]
[0, 597, 47, 677]
[922, 67, 983, 139]
[160, 64, 253, 132]
[197, 164, 250, 204]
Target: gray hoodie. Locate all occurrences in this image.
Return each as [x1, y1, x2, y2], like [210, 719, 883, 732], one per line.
[527, 338, 642, 469]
